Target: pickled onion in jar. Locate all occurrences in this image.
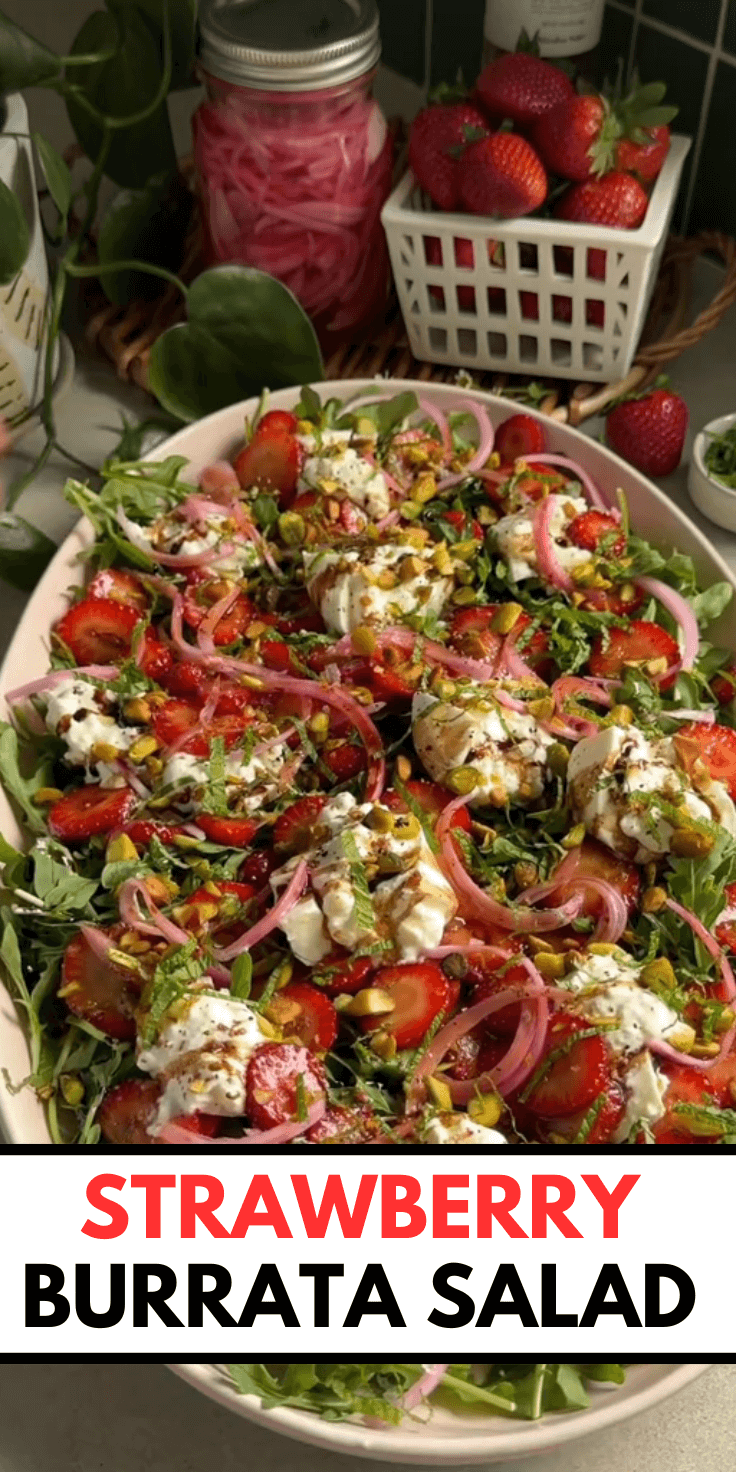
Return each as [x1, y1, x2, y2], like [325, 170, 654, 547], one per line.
[193, 74, 393, 343]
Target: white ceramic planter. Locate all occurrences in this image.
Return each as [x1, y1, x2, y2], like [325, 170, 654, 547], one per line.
[0, 91, 60, 425]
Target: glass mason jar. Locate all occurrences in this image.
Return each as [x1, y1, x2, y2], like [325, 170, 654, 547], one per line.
[194, 0, 393, 350]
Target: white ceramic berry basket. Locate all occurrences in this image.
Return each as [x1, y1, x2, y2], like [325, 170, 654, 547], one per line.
[381, 135, 690, 382]
[2, 377, 736, 1147]
[167, 1362, 708, 1465]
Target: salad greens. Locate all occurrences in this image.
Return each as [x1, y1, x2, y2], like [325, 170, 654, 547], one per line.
[3, 386, 736, 1148]
[226, 1363, 627, 1423]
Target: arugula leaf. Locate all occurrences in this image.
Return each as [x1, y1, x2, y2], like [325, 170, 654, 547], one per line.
[31, 843, 98, 913]
[292, 385, 323, 422]
[0, 724, 55, 835]
[227, 1364, 628, 1423]
[250, 492, 280, 533]
[227, 1364, 422, 1424]
[690, 580, 733, 628]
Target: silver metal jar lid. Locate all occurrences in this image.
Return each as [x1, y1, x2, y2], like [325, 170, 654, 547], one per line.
[198, 0, 381, 91]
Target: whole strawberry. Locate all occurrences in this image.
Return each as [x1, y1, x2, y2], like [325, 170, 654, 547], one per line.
[458, 132, 547, 218]
[555, 171, 649, 228]
[606, 389, 688, 477]
[533, 93, 613, 181]
[615, 123, 671, 181]
[475, 52, 574, 126]
[409, 102, 490, 210]
[534, 82, 677, 182]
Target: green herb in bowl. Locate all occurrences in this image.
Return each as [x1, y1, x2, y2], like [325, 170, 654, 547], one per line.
[704, 423, 736, 489]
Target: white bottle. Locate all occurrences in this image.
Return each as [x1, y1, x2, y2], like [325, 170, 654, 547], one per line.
[484, 0, 604, 58]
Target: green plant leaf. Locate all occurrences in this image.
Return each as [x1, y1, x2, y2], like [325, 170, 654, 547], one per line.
[32, 133, 72, 224]
[0, 177, 30, 284]
[0, 14, 59, 90]
[0, 514, 56, 590]
[65, 9, 176, 189]
[97, 171, 194, 305]
[130, 0, 197, 89]
[148, 265, 324, 422]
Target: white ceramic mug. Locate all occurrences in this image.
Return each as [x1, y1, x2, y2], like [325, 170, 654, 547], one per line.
[0, 91, 58, 426]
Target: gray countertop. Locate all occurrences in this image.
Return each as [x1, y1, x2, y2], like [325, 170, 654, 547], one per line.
[0, 1362, 732, 1472]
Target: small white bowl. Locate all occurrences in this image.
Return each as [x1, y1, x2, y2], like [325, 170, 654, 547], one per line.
[689, 411, 736, 531]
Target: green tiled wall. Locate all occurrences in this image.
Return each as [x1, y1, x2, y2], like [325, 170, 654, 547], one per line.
[379, 0, 736, 235]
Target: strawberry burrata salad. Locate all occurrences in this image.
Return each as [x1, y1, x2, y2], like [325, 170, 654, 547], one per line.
[3, 387, 736, 1147]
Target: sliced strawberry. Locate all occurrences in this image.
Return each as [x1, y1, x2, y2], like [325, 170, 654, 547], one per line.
[448, 605, 503, 663]
[245, 1041, 326, 1129]
[494, 414, 546, 463]
[550, 839, 640, 919]
[61, 930, 142, 1040]
[54, 597, 142, 666]
[260, 639, 303, 675]
[445, 1029, 483, 1081]
[716, 881, 736, 953]
[315, 952, 376, 998]
[185, 880, 256, 943]
[213, 684, 254, 716]
[256, 410, 299, 436]
[272, 981, 338, 1052]
[449, 604, 549, 672]
[48, 784, 136, 842]
[198, 814, 262, 846]
[87, 568, 149, 610]
[368, 662, 421, 707]
[661, 1053, 736, 1113]
[152, 697, 252, 756]
[240, 849, 278, 887]
[676, 722, 736, 801]
[182, 572, 253, 646]
[469, 958, 532, 1037]
[523, 1014, 613, 1117]
[159, 661, 212, 701]
[98, 1080, 220, 1144]
[567, 510, 625, 557]
[578, 584, 645, 617]
[542, 1079, 626, 1144]
[511, 465, 571, 503]
[321, 742, 367, 782]
[712, 663, 736, 705]
[136, 629, 171, 682]
[233, 428, 303, 500]
[305, 1103, 382, 1143]
[588, 620, 679, 691]
[273, 795, 327, 851]
[123, 820, 187, 846]
[272, 596, 326, 635]
[99, 1080, 162, 1144]
[361, 961, 460, 1051]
